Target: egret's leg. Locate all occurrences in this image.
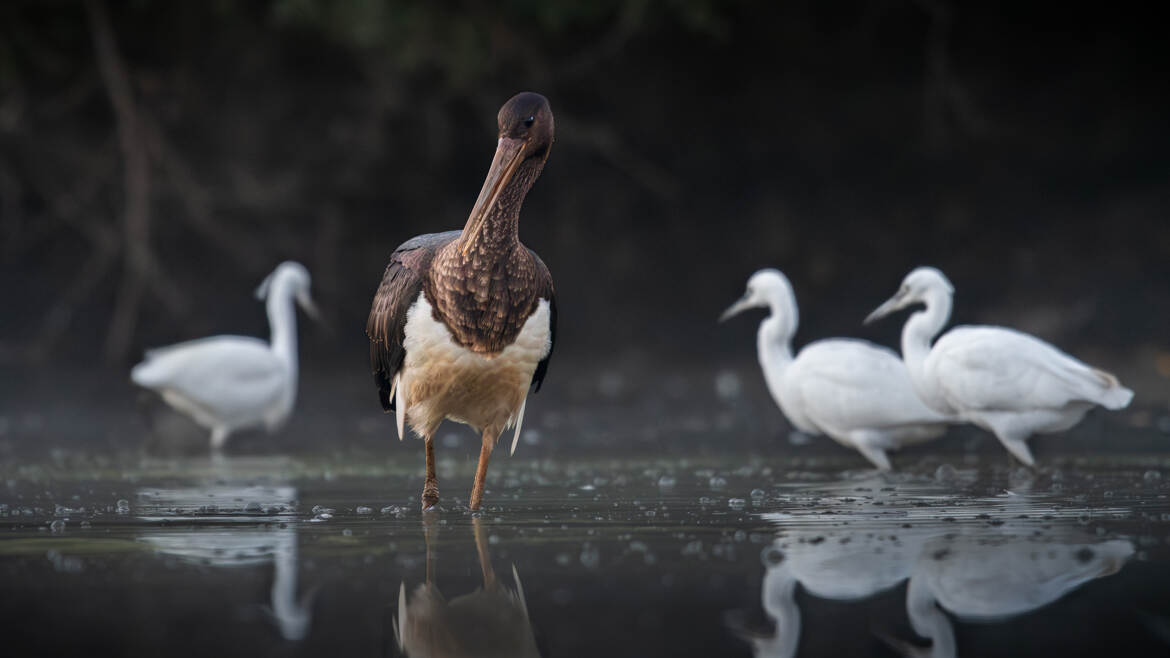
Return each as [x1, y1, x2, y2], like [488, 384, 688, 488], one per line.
[856, 444, 893, 472]
[468, 428, 498, 511]
[997, 435, 1036, 468]
[851, 431, 893, 471]
[210, 427, 229, 451]
[422, 434, 440, 510]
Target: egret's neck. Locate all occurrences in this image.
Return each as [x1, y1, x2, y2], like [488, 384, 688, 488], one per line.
[757, 296, 797, 398]
[760, 563, 801, 658]
[901, 289, 951, 377]
[906, 575, 954, 658]
[266, 281, 299, 374]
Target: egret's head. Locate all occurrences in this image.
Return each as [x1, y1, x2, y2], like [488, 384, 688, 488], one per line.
[461, 92, 555, 255]
[864, 266, 953, 325]
[256, 261, 319, 319]
[719, 269, 794, 322]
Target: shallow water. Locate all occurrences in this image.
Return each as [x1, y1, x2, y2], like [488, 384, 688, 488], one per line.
[3, 452, 1170, 656]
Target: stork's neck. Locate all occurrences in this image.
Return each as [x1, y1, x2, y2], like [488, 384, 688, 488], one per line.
[757, 294, 797, 398]
[900, 288, 951, 380]
[266, 281, 299, 375]
[458, 158, 544, 258]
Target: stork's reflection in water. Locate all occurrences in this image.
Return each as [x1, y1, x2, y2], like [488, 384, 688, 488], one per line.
[393, 516, 539, 658]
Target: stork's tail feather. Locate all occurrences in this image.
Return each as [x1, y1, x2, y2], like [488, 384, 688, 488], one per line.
[1092, 368, 1134, 409]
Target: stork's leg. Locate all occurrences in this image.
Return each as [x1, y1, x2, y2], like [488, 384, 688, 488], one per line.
[422, 433, 440, 510]
[471, 516, 497, 587]
[468, 428, 498, 511]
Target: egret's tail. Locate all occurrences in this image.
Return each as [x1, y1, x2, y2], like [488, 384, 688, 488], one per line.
[1093, 368, 1134, 409]
[130, 357, 162, 388]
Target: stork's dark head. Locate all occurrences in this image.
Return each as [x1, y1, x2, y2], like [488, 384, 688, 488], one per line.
[461, 92, 554, 254]
[497, 91, 554, 161]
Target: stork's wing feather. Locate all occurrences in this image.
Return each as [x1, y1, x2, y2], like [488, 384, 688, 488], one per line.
[367, 231, 460, 412]
[132, 336, 286, 416]
[930, 326, 1113, 412]
[791, 339, 947, 434]
[527, 247, 556, 393]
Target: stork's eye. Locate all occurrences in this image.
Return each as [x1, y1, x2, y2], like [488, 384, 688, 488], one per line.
[523, 116, 535, 128]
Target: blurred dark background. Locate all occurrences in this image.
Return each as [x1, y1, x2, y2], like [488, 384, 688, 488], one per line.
[1, 0, 1168, 448]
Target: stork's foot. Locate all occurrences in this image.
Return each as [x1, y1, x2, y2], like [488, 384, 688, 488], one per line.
[421, 481, 440, 511]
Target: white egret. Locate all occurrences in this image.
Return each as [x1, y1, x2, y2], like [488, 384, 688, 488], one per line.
[865, 266, 1133, 466]
[721, 269, 953, 471]
[131, 261, 318, 449]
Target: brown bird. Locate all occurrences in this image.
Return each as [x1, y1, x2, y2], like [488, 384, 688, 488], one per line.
[367, 92, 557, 511]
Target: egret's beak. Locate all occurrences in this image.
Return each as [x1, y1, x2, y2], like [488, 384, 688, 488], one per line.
[461, 136, 527, 257]
[719, 295, 755, 323]
[864, 292, 906, 325]
[297, 293, 321, 321]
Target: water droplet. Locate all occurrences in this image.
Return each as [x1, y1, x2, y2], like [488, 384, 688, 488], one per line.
[356, 506, 373, 515]
[709, 476, 728, 490]
[1144, 470, 1162, 482]
[934, 464, 957, 482]
[658, 476, 676, 489]
[49, 520, 65, 532]
[116, 499, 130, 514]
[750, 488, 766, 500]
[728, 498, 746, 510]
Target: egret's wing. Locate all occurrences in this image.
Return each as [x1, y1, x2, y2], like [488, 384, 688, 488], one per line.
[526, 247, 556, 393]
[791, 340, 947, 434]
[366, 231, 459, 412]
[134, 337, 285, 416]
[931, 326, 1112, 412]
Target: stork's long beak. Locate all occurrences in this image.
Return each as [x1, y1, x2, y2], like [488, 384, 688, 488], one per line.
[719, 295, 755, 323]
[461, 136, 527, 256]
[863, 292, 905, 325]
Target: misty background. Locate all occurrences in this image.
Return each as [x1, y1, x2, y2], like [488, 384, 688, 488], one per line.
[1, 0, 1167, 455]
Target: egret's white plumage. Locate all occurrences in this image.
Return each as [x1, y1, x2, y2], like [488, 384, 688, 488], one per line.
[865, 267, 1134, 466]
[722, 269, 952, 470]
[131, 261, 318, 449]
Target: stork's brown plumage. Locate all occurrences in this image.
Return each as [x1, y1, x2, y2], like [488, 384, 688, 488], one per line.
[367, 92, 557, 511]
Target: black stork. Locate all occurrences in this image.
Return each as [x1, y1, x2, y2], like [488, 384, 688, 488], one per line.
[367, 92, 557, 512]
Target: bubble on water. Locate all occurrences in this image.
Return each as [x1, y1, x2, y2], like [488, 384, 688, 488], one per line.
[658, 476, 677, 489]
[356, 506, 373, 515]
[1144, 470, 1162, 482]
[50, 520, 65, 532]
[342, 528, 353, 537]
[555, 553, 572, 566]
[709, 477, 728, 490]
[750, 488, 766, 501]
[316, 512, 333, 521]
[116, 499, 130, 514]
[580, 544, 601, 569]
[714, 370, 742, 401]
[244, 502, 263, 513]
[787, 431, 812, 446]
[699, 496, 714, 506]
[761, 545, 784, 567]
[728, 498, 746, 510]
[934, 464, 957, 482]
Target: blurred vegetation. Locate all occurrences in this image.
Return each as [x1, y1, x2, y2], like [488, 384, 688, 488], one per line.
[0, 0, 1166, 385]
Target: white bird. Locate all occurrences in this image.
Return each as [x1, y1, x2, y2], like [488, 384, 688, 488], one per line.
[865, 266, 1133, 467]
[131, 261, 318, 449]
[892, 525, 1133, 658]
[721, 269, 953, 471]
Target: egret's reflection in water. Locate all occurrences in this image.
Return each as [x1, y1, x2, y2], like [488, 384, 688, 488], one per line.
[744, 480, 1135, 658]
[393, 516, 539, 658]
[135, 471, 314, 641]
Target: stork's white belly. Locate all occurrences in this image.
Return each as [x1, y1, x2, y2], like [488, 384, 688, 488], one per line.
[400, 293, 550, 437]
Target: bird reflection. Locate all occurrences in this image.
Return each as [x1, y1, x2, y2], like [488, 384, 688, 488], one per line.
[393, 516, 539, 657]
[743, 481, 937, 658]
[742, 488, 1134, 658]
[889, 528, 1133, 658]
[135, 470, 315, 641]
